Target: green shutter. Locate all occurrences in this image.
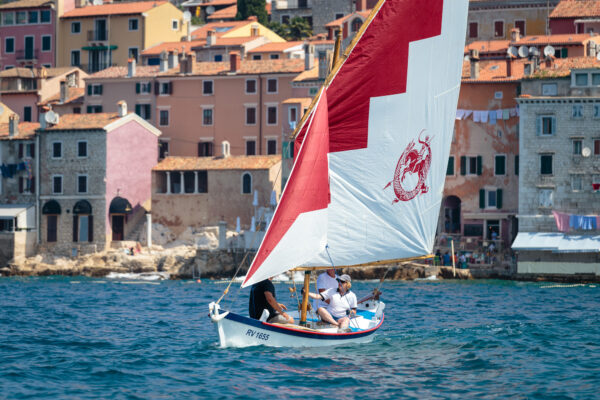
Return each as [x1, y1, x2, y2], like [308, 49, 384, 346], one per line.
[98, 85, 103, 95]
[551, 116, 556, 135]
[479, 189, 485, 209]
[87, 85, 92, 95]
[446, 157, 454, 176]
[460, 156, 466, 175]
[135, 104, 141, 116]
[135, 82, 140, 93]
[515, 155, 519, 175]
[536, 116, 541, 136]
[476, 155, 482, 175]
[496, 189, 503, 209]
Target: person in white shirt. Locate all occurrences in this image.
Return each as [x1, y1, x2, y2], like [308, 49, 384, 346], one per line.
[313, 268, 338, 311]
[306, 274, 357, 331]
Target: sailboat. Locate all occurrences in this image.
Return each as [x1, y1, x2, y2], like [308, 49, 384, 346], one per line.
[209, 0, 468, 348]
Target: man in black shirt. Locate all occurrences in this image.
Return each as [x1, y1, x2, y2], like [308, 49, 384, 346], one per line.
[249, 278, 294, 324]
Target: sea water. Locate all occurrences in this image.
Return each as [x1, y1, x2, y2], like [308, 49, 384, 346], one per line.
[1, 277, 599, 399]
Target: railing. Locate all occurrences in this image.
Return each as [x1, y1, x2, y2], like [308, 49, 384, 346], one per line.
[78, 63, 117, 73]
[538, 175, 554, 186]
[15, 49, 40, 61]
[273, 0, 312, 10]
[87, 29, 108, 41]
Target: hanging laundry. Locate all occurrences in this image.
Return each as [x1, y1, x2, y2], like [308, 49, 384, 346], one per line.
[489, 110, 497, 125]
[464, 110, 473, 119]
[24, 160, 32, 179]
[496, 109, 503, 120]
[552, 211, 570, 232]
[581, 216, 596, 230]
[456, 109, 466, 120]
[502, 109, 510, 120]
[569, 215, 583, 229]
[0, 164, 8, 178]
[480, 111, 489, 123]
[16, 162, 25, 171]
[473, 111, 481, 122]
[7, 164, 17, 178]
[509, 108, 517, 117]
[515, 105, 520, 116]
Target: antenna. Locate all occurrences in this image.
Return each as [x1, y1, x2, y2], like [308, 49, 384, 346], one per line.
[582, 147, 591, 157]
[518, 45, 529, 58]
[544, 45, 555, 57]
[507, 46, 518, 58]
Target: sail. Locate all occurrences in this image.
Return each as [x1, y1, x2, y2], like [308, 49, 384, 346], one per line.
[242, 0, 468, 287]
[242, 92, 330, 287]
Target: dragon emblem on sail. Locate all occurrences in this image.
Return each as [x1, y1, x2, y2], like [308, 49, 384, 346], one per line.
[384, 130, 433, 203]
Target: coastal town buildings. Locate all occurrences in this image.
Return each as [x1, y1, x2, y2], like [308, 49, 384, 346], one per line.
[0, 66, 87, 123]
[548, 0, 600, 34]
[181, 0, 236, 23]
[191, 18, 284, 42]
[57, 1, 188, 73]
[513, 57, 600, 275]
[324, 10, 369, 51]
[151, 151, 281, 235]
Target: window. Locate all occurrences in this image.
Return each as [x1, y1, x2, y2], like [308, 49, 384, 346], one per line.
[16, 11, 26, 24]
[246, 140, 256, 156]
[446, 156, 454, 176]
[267, 78, 277, 93]
[469, 22, 478, 38]
[487, 190, 497, 208]
[571, 175, 583, 192]
[78, 141, 87, 157]
[19, 142, 35, 158]
[269, 54, 279, 60]
[595, 104, 600, 119]
[575, 73, 588, 86]
[2, 12, 14, 25]
[135, 104, 151, 120]
[52, 175, 62, 194]
[52, 142, 62, 158]
[267, 139, 277, 155]
[159, 140, 169, 159]
[572, 139, 582, 155]
[281, 15, 290, 24]
[351, 18, 362, 32]
[129, 18, 138, 31]
[242, 172, 252, 194]
[495, 155, 506, 175]
[494, 91, 503, 99]
[515, 20, 526, 36]
[540, 154, 553, 175]
[41, 10, 51, 23]
[78, 175, 87, 193]
[267, 106, 277, 125]
[159, 109, 169, 126]
[19, 177, 34, 193]
[479, 188, 503, 209]
[542, 83, 557, 96]
[595, 139, 600, 155]
[86, 105, 102, 113]
[28, 11, 38, 23]
[23, 107, 32, 122]
[593, 73, 600, 86]
[171, 19, 178, 30]
[71, 50, 80, 66]
[539, 189, 553, 207]
[71, 21, 81, 33]
[246, 79, 257, 94]
[494, 20, 504, 37]
[198, 142, 213, 157]
[335, 13, 344, 20]
[289, 106, 297, 124]
[537, 115, 556, 136]
[128, 47, 138, 62]
[203, 80, 213, 95]
[460, 155, 482, 175]
[87, 84, 103, 96]
[246, 107, 256, 125]
[202, 108, 213, 125]
[183, 172, 195, 194]
[214, 54, 222, 62]
[5, 37, 14, 53]
[572, 104, 583, 118]
[198, 170, 208, 193]
[159, 81, 172, 95]
[38, 35, 52, 52]
[252, 54, 262, 60]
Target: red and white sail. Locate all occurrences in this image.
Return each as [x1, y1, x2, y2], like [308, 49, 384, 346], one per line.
[242, 0, 468, 287]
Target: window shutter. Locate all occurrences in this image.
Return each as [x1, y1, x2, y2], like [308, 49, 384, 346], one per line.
[135, 104, 141, 116]
[536, 116, 541, 136]
[446, 157, 454, 176]
[135, 82, 140, 94]
[73, 216, 78, 242]
[147, 105, 151, 120]
[154, 81, 159, 95]
[88, 215, 93, 242]
[476, 156, 482, 175]
[87, 85, 92, 96]
[551, 116, 556, 134]
[479, 189, 485, 209]
[515, 155, 519, 176]
[168, 82, 173, 94]
[18, 177, 23, 193]
[31, 177, 35, 194]
[460, 156, 466, 176]
[496, 189, 503, 209]
[30, 143, 35, 158]
[18, 143, 23, 158]
[98, 85, 103, 95]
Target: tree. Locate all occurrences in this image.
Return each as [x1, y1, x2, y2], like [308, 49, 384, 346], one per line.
[268, 21, 289, 39]
[236, 0, 268, 25]
[287, 17, 312, 40]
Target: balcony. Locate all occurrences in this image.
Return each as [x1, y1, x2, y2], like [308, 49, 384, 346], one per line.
[537, 175, 555, 187]
[273, 0, 312, 10]
[15, 49, 40, 63]
[78, 63, 117, 73]
[87, 29, 108, 42]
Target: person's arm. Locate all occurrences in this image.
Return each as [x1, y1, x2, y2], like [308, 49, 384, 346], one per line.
[264, 291, 293, 322]
[317, 288, 331, 304]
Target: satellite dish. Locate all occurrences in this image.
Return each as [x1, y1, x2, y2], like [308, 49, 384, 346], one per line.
[45, 110, 59, 125]
[507, 46, 518, 58]
[206, 5, 215, 14]
[529, 46, 540, 57]
[582, 147, 591, 157]
[92, 0, 102, 5]
[518, 45, 528, 58]
[183, 11, 191, 22]
[544, 45, 555, 57]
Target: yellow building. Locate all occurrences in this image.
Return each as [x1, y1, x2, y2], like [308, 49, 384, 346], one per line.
[58, 1, 188, 73]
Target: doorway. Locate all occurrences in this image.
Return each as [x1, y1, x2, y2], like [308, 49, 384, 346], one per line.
[112, 215, 124, 241]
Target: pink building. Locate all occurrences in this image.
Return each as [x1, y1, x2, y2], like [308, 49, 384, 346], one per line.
[0, 0, 66, 69]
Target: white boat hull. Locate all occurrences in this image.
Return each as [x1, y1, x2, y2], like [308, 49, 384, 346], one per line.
[209, 301, 385, 348]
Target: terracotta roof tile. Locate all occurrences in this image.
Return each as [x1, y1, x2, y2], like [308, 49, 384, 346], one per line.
[0, 67, 77, 78]
[199, 0, 236, 6]
[325, 11, 370, 27]
[42, 112, 120, 131]
[513, 33, 598, 46]
[192, 36, 261, 48]
[40, 88, 85, 106]
[153, 155, 280, 171]
[161, 58, 305, 76]
[293, 65, 318, 82]
[207, 4, 236, 20]
[529, 56, 600, 78]
[550, 0, 600, 18]
[88, 65, 160, 78]
[465, 40, 510, 54]
[62, 1, 167, 18]
[0, 0, 52, 9]
[142, 40, 206, 56]
[191, 21, 250, 39]
[0, 122, 39, 140]
[247, 41, 304, 53]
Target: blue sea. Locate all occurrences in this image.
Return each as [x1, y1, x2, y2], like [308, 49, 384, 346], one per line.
[1, 276, 599, 399]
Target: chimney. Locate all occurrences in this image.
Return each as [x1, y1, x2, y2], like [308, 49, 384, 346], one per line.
[510, 28, 520, 43]
[469, 49, 480, 79]
[545, 56, 553, 68]
[183, 52, 195, 73]
[304, 43, 315, 70]
[506, 55, 513, 77]
[179, 52, 188, 74]
[60, 80, 67, 104]
[221, 141, 231, 158]
[207, 30, 217, 47]
[127, 58, 136, 77]
[168, 51, 179, 69]
[117, 100, 127, 117]
[318, 50, 332, 80]
[8, 114, 19, 137]
[251, 25, 259, 37]
[355, 0, 367, 11]
[230, 51, 240, 73]
[160, 51, 168, 72]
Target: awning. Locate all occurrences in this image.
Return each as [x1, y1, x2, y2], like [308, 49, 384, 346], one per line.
[109, 197, 132, 214]
[0, 205, 29, 218]
[512, 232, 600, 253]
[82, 45, 118, 51]
[73, 200, 92, 214]
[42, 200, 61, 215]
